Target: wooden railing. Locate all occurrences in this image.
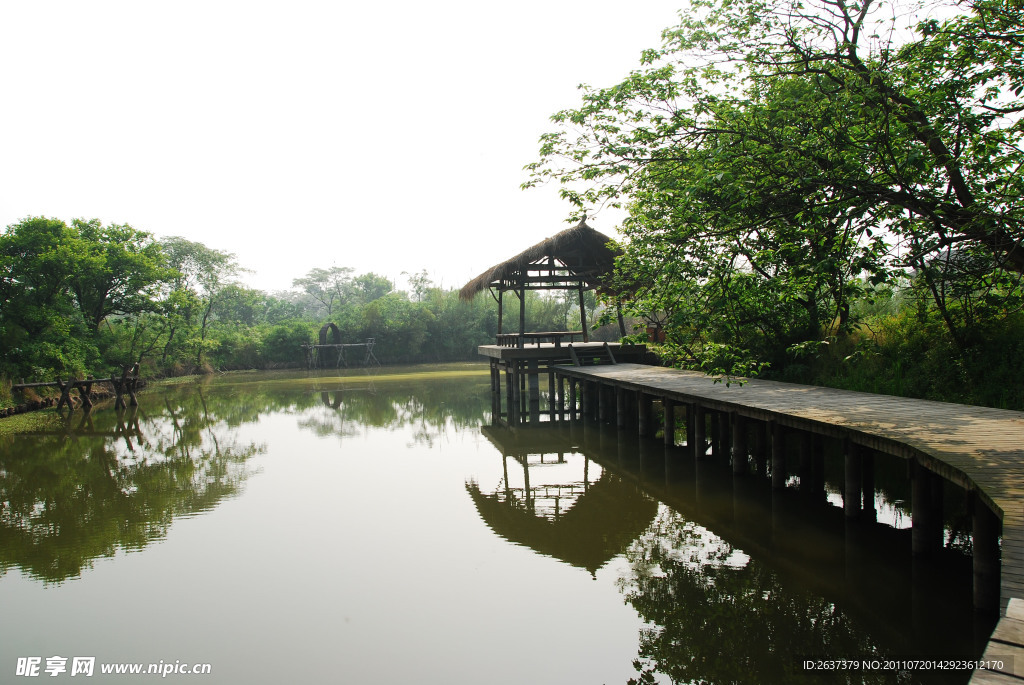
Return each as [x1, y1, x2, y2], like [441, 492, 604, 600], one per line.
[496, 331, 586, 348]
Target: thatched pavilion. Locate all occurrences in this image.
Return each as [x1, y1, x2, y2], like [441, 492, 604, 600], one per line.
[459, 218, 621, 348]
[462, 219, 646, 427]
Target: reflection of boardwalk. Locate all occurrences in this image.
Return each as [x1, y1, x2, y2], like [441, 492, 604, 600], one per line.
[552, 363, 1024, 682]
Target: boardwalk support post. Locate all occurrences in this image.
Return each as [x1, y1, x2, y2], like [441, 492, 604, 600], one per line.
[973, 496, 1001, 614]
[772, 423, 786, 490]
[598, 384, 610, 423]
[490, 362, 501, 426]
[844, 439, 862, 519]
[528, 359, 540, 423]
[569, 379, 578, 422]
[912, 464, 942, 557]
[663, 399, 675, 446]
[754, 421, 768, 476]
[732, 413, 747, 476]
[616, 387, 627, 428]
[548, 368, 557, 422]
[861, 450, 876, 521]
[693, 404, 707, 460]
[638, 392, 653, 438]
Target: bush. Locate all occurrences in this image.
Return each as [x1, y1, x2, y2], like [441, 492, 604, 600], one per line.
[259, 323, 314, 366]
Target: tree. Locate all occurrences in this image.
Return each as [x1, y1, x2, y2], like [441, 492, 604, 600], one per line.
[160, 236, 241, 368]
[351, 272, 393, 305]
[0, 217, 82, 322]
[69, 219, 171, 327]
[0, 217, 96, 375]
[526, 0, 1024, 369]
[292, 266, 354, 318]
[214, 284, 268, 327]
[402, 269, 433, 303]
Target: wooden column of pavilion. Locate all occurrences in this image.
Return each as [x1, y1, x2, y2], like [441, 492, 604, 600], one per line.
[460, 219, 645, 427]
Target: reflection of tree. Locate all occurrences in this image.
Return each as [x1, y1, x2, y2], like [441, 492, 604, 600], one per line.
[296, 375, 491, 446]
[620, 509, 924, 685]
[0, 367, 490, 583]
[0, 391, 262, 584]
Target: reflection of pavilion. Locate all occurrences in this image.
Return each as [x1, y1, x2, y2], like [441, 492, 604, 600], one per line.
[467, 426, 658, 575]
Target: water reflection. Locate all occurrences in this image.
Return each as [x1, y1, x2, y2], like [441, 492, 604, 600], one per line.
[467, 426, 658, 576]
[0, 390, 263, 585]
[295, 371, 492, 446]
[0, 368, 493, 586]
[473, 423, 988, 685]
[0, 367, 994, 684]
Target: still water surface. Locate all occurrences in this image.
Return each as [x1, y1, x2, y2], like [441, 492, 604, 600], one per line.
[0, 365, 991, 683]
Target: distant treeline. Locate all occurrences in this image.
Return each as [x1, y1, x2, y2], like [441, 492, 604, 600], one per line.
[0, 217, 609, 392]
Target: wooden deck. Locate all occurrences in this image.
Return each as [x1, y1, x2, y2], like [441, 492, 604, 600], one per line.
[477, 341, 647, 362]
[552, 363, 1024, 683]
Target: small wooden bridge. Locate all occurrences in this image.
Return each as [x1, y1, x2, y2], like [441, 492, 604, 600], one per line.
[11, 366, 141, 412]
[543, 362, 1024, 683]
[302, 323, 380, 369]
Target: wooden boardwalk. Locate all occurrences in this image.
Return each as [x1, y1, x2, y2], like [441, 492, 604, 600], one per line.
[552, 363, 1024, 683]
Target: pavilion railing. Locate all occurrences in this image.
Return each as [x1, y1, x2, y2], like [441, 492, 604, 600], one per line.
[496, 331, 586, 348]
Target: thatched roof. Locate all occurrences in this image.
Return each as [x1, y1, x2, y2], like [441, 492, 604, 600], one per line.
[459, 219, 621, 301]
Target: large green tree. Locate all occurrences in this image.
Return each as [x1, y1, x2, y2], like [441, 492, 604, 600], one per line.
[526, 0, 1024, 369]
[1, 218, 102, 374]
[69, 219, 171, 327]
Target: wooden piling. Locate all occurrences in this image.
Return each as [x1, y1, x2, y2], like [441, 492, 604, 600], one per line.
[710, 411, 721, 460]
[490, 362, 501, 425]
[507, 368, 518, 425]
[973, 496, 1001, 614]
[693, 404, 706, 460]
[554, 373, 564, 421]
[754, 421, 768, 476]
[663, 399, 675, 446]
[862, 450, 876, 522]
[844, 439, 862, 519]
[912, 462, 945, 557]
[528, 359, 540, 423]
[569, 379, 578, 422]
[770, 419, 786, 489]
[732, 413, 747, 476]
[638, 392, 653, 438]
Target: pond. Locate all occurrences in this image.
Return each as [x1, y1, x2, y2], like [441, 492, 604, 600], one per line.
[0, 364, 993, 683]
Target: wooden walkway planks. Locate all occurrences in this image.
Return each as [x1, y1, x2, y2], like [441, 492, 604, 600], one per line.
[551, 363, 1024, 684]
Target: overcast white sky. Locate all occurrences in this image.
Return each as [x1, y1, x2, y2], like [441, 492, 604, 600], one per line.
[0, 1, 682, 294]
